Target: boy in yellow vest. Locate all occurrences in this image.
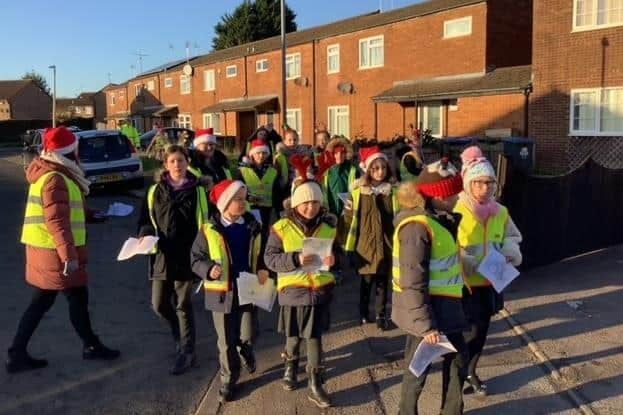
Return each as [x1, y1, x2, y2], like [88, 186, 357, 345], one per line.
[190, 179, 269, 403]
[391, 158, 469, 415]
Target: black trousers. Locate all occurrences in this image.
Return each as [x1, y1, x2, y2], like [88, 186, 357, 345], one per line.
[10, 286, 99, 354]
[464, 316, 491, 378]
[285, 336, 322, 369]
[359, 274, 389, 317]
[151, 280, 195, 353]
[398, 332, 468, 415]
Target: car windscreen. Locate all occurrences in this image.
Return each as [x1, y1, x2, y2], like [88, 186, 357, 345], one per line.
[107, 134, 131, 160]
[78, 134, 130, 163]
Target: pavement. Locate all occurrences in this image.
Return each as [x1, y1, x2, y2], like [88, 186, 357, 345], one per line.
[0, 148, 621, 414]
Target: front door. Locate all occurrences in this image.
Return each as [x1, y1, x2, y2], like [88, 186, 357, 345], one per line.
[238, 111, 256, 148]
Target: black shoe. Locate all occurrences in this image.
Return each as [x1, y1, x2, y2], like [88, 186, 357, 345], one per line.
[467, 375, 488, 397]
[239, 345, 256, 374]
[360, 311, 370, 325]
[6, 350, 48, 374]
[83, 343, 121, 360]
[282, 358, 299, 391]
[170, 352, 197, 375]
[218, 382, 235, 403]
[376, 315, 390, 331]
[307, 367, 331, 409]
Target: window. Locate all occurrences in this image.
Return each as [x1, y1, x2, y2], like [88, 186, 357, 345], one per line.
[178, 114, 192, 129]
[75, 107, 81, 114]
[204, 69, 215, 91]
[134, 84, 143, 97]
[444, 16, 472, 38]
[286, 53, 301, 79]
[266, 111, 274, 125]
[256, 59, 269, 72]
[359, 35, 384, 69]
[202, 113, 221, 133]
[419, 103, 443, 138]
[328, 106, 350, 138]
[286, 108, 302, 134]
[180, 75, 191, 94]
[570, 87, 623, 135]
[327, 44, 340, 74]
[109, 93, 115, 106]
[85, 107, 92, 115]
[226, 65, 237, 77]
[164, 77, 173, 88]
[147, 80, 155, 91]
[574, 0, 623, 30]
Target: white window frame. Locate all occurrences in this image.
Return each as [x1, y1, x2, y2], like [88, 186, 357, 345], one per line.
[180, 75, 191, 95]
[328, 105, 350, 138]
[285, 53, 301, 80]
[256, 59, 269, 72]
[204, 69, 215, 91]
[202, 112, 221, 134]
[109, 93, 115, 106]
[164, 77, 173, 88]
[359, 35, 384, 69]
[569, 87, 623, 136]
[443, 16, 473, 38]
[135, 84, 143, 97]
[147, 80, 155, 91]
[286, 108, 302, 135]
[418, 102, 444, 138]
[226, 65, 237, 78]
[327, 44, 340, 74]
[573, 0, 623, 31]
[178, 114, 192, 129]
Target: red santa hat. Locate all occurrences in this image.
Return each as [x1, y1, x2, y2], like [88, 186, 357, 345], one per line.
[416, 157, 463, 199]
[43, 126, 78, 155]
[194, 128, 217, 147]
[209, 179, 246, 213]
[248, 138, 270, 157]
[359, 146, 388, 172]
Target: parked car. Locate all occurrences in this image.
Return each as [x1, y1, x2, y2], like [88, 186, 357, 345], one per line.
[139, 128, 195, 149]
[22, 129, 144, 188]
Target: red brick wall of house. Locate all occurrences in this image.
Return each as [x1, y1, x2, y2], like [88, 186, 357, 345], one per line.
[486, 0, 533, 69]
[448, 94, 527, 136]
[10, 83, 52, 120]
[105, 85, 129, 128]
[530, 0, 623, 171]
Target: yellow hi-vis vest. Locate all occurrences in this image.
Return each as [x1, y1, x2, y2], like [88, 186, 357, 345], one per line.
[201, 222, 262, 292]
[400, 151, 422, 183]
[272, 218, 336, 291]
[240, 166, 277, 207]
[454, 200, 509, 288]
[344, 186, 399, 252]
[21, 171, 86, 248]
[322, 164, 357, 208]
[188, 165, 232, 182]
[274, 153, 289, 187]
[146, 183, 210, 253]
[392, 215, 463, 298]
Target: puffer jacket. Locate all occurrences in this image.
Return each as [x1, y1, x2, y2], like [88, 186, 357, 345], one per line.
[391, 207, 468, 337]
[137, 170, 203, 281]
[264, 209, 339, 307]
[23, 158, 96, 290]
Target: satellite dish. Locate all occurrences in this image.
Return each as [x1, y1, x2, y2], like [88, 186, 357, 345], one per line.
[182, 64, 193, 76]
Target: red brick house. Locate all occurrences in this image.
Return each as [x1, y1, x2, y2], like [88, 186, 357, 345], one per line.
[530, 0, 623, 172]
[0, 80, 52, 121]
[103, 83, 129, 129]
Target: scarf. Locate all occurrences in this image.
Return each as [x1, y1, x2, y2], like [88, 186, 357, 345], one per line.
[39, 151, 91, 195]
[458, 191, 500, 223]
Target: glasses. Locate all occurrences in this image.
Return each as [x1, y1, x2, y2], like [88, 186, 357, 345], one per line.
[473, 180, 495, 187]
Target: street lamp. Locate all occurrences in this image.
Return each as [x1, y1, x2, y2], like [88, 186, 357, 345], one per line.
[48, 65, 56, 128]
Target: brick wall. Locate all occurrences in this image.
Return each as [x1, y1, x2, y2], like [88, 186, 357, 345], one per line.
[10, 83, 52, 120]
[530, 0, 623, 171]
[448, 94, 527, 136]
[486, 0, 533, 68]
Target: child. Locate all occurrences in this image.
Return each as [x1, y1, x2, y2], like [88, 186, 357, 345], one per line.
[137, 145, 209, 375]
[190, 180, 268, 403]
[263, 158, 338, 409]
[455, 146, 522, 396]
[344, 146, 398, 330]
[322, 136, 358, 216]
[392, 159, 469, 415]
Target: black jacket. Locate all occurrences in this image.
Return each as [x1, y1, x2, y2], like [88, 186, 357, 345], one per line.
[391, 207, 468, 337]
[189, 149, 230, 184]
[190, 211, 263, 313]
[137, 172, 202, 281]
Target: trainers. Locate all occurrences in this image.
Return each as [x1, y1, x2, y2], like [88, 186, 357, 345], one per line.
[83, 343, 121, 360]
[376, 315, 390, 331]
[170, 352, 197, 375]
[239, 346, 256, 374]
[6, 350, 48, 374]
[467, 375, 488, 397]
[218, 382, 235, 403]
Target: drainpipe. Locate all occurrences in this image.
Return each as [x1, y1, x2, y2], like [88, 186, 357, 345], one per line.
[402, 105, 406, 136]
[523, 86, 532, 137]
[312, 40, 317, 144]
[374, 102, 378, 138]
[244, 55, 249, 98]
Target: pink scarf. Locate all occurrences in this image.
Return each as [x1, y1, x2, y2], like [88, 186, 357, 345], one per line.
[458, 192, 499, 223]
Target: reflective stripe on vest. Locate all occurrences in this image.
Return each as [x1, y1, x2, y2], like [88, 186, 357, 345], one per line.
[147, 184, 210, 253]
[454, 200, 508, 288]
[400, 151, 421, 183]
[272, 218, 336, 291]
[240, 166, 277, 207]
[274, 153, 288, 186]
[188, 165, 232, 182]
[344, 186, 399, 252]
[322, 165, 357, 207]
[201, 222, 262, 292]
[21, 171, 86, 248]
[391, 215, 463, 298]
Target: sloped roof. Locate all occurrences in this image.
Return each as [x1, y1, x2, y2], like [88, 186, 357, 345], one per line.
[202, 95, 279, 113]
[373, 65, 532, 102]
[0, 80, 32, 100]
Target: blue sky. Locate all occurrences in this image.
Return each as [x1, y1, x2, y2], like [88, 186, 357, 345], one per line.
[0, 0, 419, 97]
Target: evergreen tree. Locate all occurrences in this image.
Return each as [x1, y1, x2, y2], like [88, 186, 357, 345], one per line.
[22, 71, 51, 96]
